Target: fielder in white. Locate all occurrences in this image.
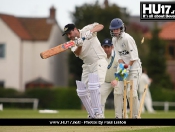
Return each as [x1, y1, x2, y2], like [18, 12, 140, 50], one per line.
[139, 68, 155, 113]
[100, 38, 118, 118]
[62, 23, 108, 118]
[109, 18, 142, 118]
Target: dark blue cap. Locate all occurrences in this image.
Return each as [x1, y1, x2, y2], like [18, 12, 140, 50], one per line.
[62, 24, 75, 36]
[101, 38, 112, 46]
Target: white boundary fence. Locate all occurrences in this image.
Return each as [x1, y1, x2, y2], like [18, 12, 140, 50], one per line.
[153, 101, 175, 112]
[106, 99, 175, 112]
[0, 98, 39, 110]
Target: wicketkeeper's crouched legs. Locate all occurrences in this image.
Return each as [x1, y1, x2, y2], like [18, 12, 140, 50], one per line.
[100, 83, 113, 118]
[114, 94, 123, 118]
[76, 81, 94, 118]
[88, 73, 103, 118]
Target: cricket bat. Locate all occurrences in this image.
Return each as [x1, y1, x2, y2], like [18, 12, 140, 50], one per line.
[40, 40, 75, 59]
[40, 37, 85, 59]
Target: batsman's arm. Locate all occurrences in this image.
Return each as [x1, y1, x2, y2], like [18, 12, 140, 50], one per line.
[90, 24, 104, 33]
[118, 59, 125, 64]
[74, 46, 82, 56]
[128, 60, 135, 67]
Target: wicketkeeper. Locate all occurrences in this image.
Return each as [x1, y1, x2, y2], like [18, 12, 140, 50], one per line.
[100, 38, 118, 118]
[62, 23, 108, 118]
[109, 18, 142, 118]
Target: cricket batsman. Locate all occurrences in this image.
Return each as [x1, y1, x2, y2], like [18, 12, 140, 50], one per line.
[62, 23, 108, 118]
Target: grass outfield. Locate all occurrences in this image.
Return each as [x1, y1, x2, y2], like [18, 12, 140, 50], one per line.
[1, 109, 175, 118]
[0, 109, 175, 132]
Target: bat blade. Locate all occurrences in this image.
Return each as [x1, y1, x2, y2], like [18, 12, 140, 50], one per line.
[40, 41, 75, 59]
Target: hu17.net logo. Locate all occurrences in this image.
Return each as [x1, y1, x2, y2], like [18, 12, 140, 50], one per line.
[140, 2, 175, 20]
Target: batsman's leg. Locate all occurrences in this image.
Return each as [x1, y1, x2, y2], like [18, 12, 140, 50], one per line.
[114, 81, 124, 118]
[127, 69, 141, 118]
[88, 73, 103, 118]
[76, 80, 94, 118]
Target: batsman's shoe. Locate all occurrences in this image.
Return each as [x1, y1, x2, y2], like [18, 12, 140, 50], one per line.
[94, 113, 104, 119]
[87, 115, 94, 119]
[136, 116, 141, 119]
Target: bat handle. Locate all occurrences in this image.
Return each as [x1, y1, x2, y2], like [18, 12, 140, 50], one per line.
[75, 37, 86, 41]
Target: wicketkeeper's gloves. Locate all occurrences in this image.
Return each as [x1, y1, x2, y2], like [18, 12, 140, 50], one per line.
[114, 63, 130, 81]
[121, 65, 131, 80]
[114, 63, 124, 81]
[114, 72, 123, 81]
[117, 63, 124, 74]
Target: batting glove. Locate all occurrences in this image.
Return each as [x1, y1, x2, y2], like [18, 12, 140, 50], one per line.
[114, 72, 123, 81]
[85, 30, 93, 40]
[75, 37, 84, 47]
[121, 65, 131, 80]
[116, 63, 124, 74]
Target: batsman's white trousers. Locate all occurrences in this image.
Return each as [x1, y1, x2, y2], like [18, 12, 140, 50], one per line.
[116, 68, 142, 118]
[126, 68, 142, 97]
[81, 58, 108, 86]
[116, 68, 142, 97]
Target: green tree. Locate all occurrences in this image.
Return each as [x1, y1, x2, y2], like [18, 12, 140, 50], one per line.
[146, 23, 173, 89]
[68, 1, 129, 86]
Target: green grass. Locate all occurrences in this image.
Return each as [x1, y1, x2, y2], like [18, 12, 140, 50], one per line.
[0, 109, 175, 132]
[120, 126, 175, 132]
[0, 109, 175, 118]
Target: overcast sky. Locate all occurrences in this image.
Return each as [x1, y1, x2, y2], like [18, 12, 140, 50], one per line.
[0, 0, 172, 29]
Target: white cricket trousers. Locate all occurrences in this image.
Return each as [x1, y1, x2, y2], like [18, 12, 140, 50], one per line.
[81, 58, 108, 85]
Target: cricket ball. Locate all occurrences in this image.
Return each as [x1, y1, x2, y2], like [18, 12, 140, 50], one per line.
[124, 64, 128, 69]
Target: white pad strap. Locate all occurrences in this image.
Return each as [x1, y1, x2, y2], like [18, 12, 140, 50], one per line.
[76, 89, 87, 97]
[88, 83, 99, 90]
[88, 73, 100, 90]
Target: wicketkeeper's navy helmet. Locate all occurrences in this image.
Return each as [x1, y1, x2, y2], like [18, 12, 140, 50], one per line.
[109, 18, 125, 37]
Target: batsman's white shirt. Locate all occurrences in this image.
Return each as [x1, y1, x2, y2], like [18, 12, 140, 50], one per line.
[71, 23, 108, 85]
[112, 32, 141, 70]
[112, 32, 142, 97]
[72, 22, 107, 64]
